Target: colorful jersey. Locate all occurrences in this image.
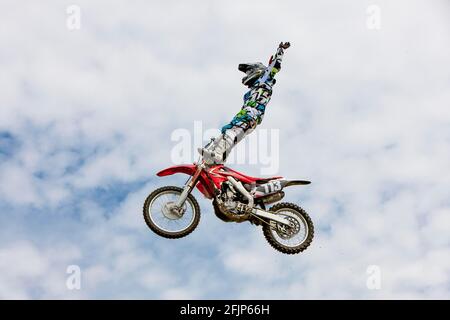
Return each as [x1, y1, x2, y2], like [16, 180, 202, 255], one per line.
[222, 47, 285, 134]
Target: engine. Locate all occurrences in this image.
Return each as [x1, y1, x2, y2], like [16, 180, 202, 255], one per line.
[219, 180, 285, 211]
[219, 181, 244, 213]
[214, 179, 286, 223]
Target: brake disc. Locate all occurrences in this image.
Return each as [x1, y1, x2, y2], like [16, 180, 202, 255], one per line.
[276, 216, 301, 239]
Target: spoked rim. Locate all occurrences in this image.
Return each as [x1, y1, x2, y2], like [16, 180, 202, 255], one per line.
[148, 190, 196, 233]
[271, 209, 309, 248]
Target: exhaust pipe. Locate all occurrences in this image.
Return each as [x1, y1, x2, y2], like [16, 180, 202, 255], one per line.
[227, 176, 254, 208]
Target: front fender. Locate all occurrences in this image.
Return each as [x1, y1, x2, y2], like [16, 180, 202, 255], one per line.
[156, 164, 215, 199]
[156, 164, 197, 177]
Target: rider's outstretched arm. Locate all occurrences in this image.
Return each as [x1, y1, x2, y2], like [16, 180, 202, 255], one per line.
[260, 42, 290, 83]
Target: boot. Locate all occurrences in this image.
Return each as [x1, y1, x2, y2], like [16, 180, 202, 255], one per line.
[198, 134, 235, 165]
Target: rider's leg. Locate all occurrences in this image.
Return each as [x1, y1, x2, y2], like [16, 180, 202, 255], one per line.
[199, 124, 254, 164]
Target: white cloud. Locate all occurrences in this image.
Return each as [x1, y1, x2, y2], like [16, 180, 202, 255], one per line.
[0, 241, 83, 299]
[0, 0, 448, 299]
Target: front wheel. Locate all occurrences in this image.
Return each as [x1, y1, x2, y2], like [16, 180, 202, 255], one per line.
[262, 202, 314, 254]
[143, 186, 201, 239]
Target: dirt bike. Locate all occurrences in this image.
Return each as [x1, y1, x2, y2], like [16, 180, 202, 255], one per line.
[143, 157, 314, 254]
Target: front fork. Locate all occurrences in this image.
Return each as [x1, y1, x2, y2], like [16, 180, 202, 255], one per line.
[175, 162, 205, 209]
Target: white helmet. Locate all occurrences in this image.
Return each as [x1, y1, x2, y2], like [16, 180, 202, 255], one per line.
[238, 62, 266, 87]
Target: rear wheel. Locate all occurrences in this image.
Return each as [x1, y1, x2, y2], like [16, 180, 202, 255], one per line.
[262, 202, 314, 254]
[143, 186, 200, 239]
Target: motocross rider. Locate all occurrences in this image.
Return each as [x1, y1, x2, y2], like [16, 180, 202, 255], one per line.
[198, 42, 291, 165]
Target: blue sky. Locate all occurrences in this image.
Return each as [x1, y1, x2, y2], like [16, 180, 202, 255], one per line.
[0, 0, 449, 299]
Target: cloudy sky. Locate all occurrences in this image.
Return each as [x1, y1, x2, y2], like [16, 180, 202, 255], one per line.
[0, 0, 449, 299]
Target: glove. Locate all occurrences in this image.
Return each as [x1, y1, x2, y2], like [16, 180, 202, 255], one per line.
[279, 42, 291, 50]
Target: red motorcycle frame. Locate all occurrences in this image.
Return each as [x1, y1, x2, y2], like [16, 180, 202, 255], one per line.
[157, 163, 283, 200]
